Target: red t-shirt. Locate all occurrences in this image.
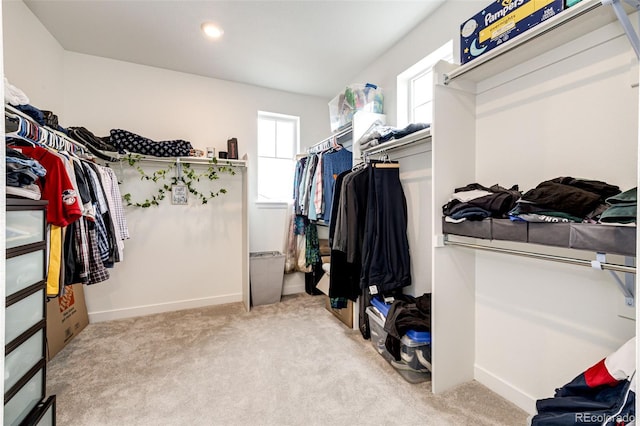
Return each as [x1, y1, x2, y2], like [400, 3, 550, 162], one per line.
[15, 146, 82, 226]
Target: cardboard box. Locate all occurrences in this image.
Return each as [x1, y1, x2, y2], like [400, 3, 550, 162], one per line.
[316, 266, 353, 328]
[460, 0, 564, 64]
[325, 297, 353, 329]
[46, 284, 89, 360]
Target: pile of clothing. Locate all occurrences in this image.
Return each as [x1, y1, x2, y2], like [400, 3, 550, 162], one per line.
[442, 178, 637, 226]
[442, 183, 522, 222]
[531, 337, 635, 425]
[358, 122, 430, 151]
[510, 177, 621, 223]
[383, 293, 431, 361]
[6, 146, 47, 200]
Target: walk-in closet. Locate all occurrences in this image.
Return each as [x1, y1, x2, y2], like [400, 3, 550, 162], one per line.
[2, 0, 639, 424]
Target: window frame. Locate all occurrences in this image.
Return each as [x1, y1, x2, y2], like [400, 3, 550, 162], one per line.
[256, 111, 300, 205]
[397, 40, 453, 127]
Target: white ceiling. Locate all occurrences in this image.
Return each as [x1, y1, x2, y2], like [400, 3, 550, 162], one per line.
[23, 0, 445, 98]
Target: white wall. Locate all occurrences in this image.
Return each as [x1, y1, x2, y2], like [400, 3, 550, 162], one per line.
[3, 0, 330, 320]
[3, 0, 64, 112]
[60, 51, 329, 255]
[348, 0, 486, 126]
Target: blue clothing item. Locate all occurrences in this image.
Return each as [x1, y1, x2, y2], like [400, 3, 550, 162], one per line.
[322, 148, 353, 223]
[6, 162, 39, 186]
[308, 168, 318, 220]
[450, 207, 491, 220]
[378, 122, 430, 144]
[16, 104, 45, 126]
[6, 152, 47, 177]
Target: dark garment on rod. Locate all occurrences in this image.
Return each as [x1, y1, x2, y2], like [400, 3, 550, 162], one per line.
[383, 293, 431, 361]
[345, 167, 369, 264]
[359, 286, 372, 339]
[360, 164, 411, 293]
[329, 170, 362, 301]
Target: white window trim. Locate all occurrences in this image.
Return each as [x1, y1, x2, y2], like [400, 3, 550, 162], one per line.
[256, 111, 300, 205]
[397, 40, 453, 127]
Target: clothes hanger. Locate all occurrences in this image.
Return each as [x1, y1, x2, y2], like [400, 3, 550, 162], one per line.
[371, 152, 399, 168]
[5, 114, 19, 133]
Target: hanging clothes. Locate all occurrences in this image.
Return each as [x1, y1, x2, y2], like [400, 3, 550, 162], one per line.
[327, 160, 412, 338]
[321, 148, 353, 223]
[6, 120, 129, 293]
[360, 162, 411, 293]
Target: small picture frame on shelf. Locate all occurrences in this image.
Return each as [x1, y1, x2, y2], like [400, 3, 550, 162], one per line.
[171, 184, 188, 205]
[227, 138, 238, 160]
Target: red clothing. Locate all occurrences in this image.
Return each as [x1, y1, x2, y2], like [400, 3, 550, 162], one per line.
[15, 146, 82, 226]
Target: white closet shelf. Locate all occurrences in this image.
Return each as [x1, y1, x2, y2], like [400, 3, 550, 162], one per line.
[129, 155, 247, 168]
[307, 123, 354, 154]
[444, 0, 635, 84]
[361, 127, 432, 157]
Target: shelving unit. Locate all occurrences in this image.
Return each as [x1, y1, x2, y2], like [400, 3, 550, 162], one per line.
[5, 198, 55, 425]
[129, 154, 248, 168]
[430, 0, 639, 413]
[361, 127, 432, 158]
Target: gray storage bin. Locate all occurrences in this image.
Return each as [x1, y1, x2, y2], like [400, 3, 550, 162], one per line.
[569, 223, 636, 256]
[250, 251, 285, 307]
[442, 217, 492, 239]
[528, 222, 571, 248]
[491, 219, 528, 242]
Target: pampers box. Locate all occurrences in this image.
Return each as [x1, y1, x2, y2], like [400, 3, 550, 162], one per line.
[460, 0, 564, 64]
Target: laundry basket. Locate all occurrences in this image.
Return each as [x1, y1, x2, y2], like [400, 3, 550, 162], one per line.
[249, 251, 285, 307]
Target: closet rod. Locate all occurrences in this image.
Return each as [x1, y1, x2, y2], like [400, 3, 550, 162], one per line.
[5, 104, 90, 153]
[132, 156, 247, 168]
[307, 123, 353, 154]
[444, 239, 636, 274]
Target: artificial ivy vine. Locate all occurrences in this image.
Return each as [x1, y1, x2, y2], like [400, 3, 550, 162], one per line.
[121, 154, 236, 208]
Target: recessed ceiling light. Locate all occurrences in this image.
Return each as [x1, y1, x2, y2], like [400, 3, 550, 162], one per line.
[201, 22, 224, 39]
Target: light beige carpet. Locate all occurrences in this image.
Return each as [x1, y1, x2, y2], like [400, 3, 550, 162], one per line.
[47, 293, 528, 425]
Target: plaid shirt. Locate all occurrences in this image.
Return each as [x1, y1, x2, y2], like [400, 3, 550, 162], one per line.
[87, 227, 110, 285]
[73, 217, 90, 284]
[84, 164, 111, 262]
[104, 167, 129, 240]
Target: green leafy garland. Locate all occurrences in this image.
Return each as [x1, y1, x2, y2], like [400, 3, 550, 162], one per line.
[121, 154, 237, 208]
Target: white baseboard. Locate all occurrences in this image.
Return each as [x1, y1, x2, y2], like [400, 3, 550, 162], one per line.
[88, 293, 243, 323]
[282, 272, 305, 295]
[474, 364, 537, 415]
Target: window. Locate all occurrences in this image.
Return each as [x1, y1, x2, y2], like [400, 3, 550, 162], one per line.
[397, 40, 453, 127]
[257, 111, 299, 203]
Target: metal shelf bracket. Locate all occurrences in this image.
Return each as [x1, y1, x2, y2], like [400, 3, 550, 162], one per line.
[604, 0, 640, 59]
[596, 253, 636, 306]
